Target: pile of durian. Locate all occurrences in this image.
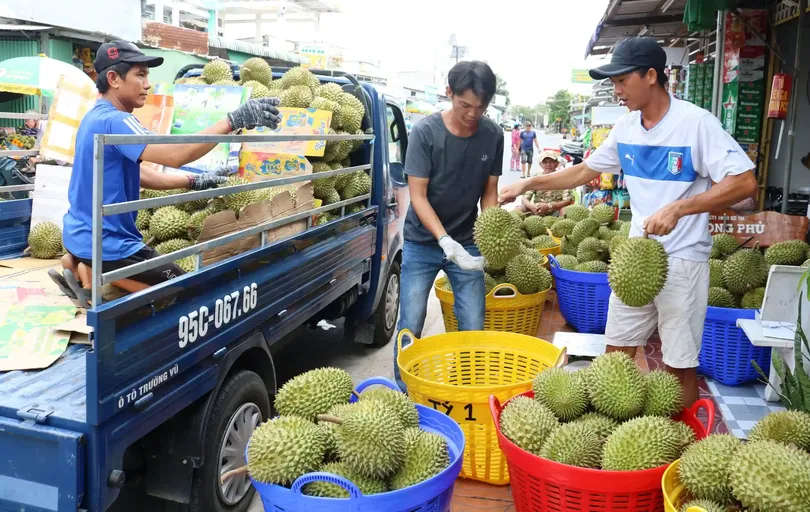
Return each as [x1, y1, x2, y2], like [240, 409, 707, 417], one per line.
[466, 205, 669, 308]
[241, 368, 450, 497]
[708, 234, 809, 309]
[499, 352, 695, 472]
[676, 410, 810, 512]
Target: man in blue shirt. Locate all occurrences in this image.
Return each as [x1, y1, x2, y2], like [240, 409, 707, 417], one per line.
[50, 41, 282, 308]
[519, 121, 539, 178]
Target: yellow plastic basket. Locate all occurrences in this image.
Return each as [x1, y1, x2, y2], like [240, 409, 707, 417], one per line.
[434, 277, 549, 336]
[396, 329, 566, 485]
[662, 460, 713, 512]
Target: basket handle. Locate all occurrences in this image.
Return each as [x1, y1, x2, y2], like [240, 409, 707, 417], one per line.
[489, 283, 518, 298]
[547, 254, 561, 268]
[687, 398, 715, 438]
[488, 394, 504, 427]
[354, 376, 400, 395]
[553, 347, 568, 368]
[397, 328, 417, 354]
[291, 472, 362, 498]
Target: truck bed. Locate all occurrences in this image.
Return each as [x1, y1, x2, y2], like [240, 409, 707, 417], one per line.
[0, 344, 90, 424]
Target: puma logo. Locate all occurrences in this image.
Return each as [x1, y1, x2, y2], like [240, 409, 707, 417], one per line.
[624, 153, 635, 166]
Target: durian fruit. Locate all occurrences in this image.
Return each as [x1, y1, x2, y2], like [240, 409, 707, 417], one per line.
[608, 233, 628, 258]
[642, 370, 683, 417]
[140, 188, 176, 200]
[273, 367, 353, 421]
[473, 207, 524, 270]
[176, 195, 210, 212]
[279, 66, 320, 91]
[359, 387, 419, 429]
[571, 412, 619, 439]
[542, 215, 559, 231]
[505, 254, 552, 294]
[202, 58, 232, 84]
[618, 222, 631, 236]
[678, 433, 742, 502]
[741, 287, 765, 309]
[560, 235, 578, 256]
[311, 96, 341, 115]
[590, 203, 615, 225]
[523, 216, 546, 237]
[708, 286, 736, 308]
[221, 176, 262, 213]
[679, 500, 726, 512]
[710, 233, 739, 259]
[334, 92, 365, 133]
[722, 245, 768, 295]
[564, 205, 590, 222]
[538, 422, 604, 469]
[183, 77, 207, 85]
[341, 172, 371, 200]
[316, 82, 344, 102]
[280, 85, 314, 108]
[318, 402, 356, 460]
[175, 256, 196, 273]
[601, 416, 681, 471]
[729, 440, 810, 512]
[764, 239, 809, 266]
[484, 273, 497, 294]
[609, 220, 625, 231]
[27, 221, 63, 259]
[551, 218, 576, 237]
[141, 230, 151, 243]
[530, 235, 557, 249]
[570, 218, 600, 244]
[135, 209, 152, 231]
[587, 351, 646, 421]
[155, 238, 192, 255]
[520, 246, 543, 265]
[597, 226, 615, 241]
[149, 206, 192, 242]
[320, 400, 406, 479]
[608, 236, 668, 307]
[499, 395, 559, 456]
[246, 415, 325, 485]
[212, 79, 238, 86]
[575, 260, 609, 273]
[302, 461, 387, 497]
[243, 80, 271, 99]
[187, 206, 216, 240]
[532, 367, 589, 421]
[576, 237, 608, 263]
[555, 254, 579, 270]
[708, 259, 725, 288]
[674, 421, 697, 454]
[747, 410, 810, 451]
[389, 428, 450, 490]
[239, 57, 273, 86]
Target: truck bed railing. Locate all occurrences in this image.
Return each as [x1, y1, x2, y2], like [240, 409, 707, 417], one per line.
[91, 131, 375, 308]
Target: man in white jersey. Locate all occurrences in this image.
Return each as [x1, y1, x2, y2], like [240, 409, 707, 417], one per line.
[498, 37, 758, 406]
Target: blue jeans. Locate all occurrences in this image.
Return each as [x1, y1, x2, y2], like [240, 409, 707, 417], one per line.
[394, 240, 485, 391]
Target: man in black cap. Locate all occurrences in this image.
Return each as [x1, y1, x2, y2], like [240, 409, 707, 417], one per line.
[498, 37, 758, 407]
[51, 40, 282, 307]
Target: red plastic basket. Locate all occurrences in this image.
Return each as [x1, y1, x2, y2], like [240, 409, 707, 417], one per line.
[489, 391, 715, 512]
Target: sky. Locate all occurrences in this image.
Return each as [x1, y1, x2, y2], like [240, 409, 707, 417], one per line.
[317, 0, 611, 106]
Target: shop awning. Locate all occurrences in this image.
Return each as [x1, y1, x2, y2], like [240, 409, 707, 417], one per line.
[585, 0, 691, 57]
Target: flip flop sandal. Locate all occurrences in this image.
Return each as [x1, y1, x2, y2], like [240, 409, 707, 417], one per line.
[63, 269, 93, 309]
[48, 269, 78, 301]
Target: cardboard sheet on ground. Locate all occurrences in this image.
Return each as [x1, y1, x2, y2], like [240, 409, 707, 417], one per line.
[0, 304, 77, 371]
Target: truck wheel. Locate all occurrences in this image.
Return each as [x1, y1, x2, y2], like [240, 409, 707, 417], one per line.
[370, 260, 400, 347]
[189, 370, 271, 512]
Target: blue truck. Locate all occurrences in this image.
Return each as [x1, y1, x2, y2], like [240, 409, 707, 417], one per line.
[0, 70, 411, 512]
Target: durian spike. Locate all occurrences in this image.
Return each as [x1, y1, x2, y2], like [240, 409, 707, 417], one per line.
[316, 414, 344, 425]
[220, 466, 248, 483]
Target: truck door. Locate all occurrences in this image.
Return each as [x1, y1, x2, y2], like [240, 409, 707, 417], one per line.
[385, 102, 409, 249]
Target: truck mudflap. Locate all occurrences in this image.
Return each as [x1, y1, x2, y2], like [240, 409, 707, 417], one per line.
[0, 416, 84, 512]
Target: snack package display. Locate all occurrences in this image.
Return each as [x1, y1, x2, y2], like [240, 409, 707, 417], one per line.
[241, 107, 333, 157]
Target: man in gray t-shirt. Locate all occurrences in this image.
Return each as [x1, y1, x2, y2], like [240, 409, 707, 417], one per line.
[395, 60, 503, 391]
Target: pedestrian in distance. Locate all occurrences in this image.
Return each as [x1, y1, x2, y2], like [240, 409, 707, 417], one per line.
[498, 37, 758, 407]
[50, 40, 282, 308]
[395, 60, 503, 391]
[519, 120, 540, 179]
[510, 123, 521, 172]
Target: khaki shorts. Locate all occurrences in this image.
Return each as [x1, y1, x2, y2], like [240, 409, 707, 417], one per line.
[604, 257, 709, 369]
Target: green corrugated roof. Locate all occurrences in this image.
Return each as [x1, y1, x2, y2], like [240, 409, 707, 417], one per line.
[208, 35, 307, 65]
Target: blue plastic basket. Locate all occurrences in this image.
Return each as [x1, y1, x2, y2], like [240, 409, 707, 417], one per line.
[548, 255, 612, 334]
[698, 306, 771, 386]
[250, 377, 466, 512]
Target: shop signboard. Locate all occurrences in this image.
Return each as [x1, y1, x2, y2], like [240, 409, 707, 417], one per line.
[708, 210, 808, 248]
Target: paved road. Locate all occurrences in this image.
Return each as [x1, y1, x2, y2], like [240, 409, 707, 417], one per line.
[245, 129, 563, 511]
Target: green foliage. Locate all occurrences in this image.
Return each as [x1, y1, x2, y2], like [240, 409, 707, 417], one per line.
[546, 89, 573, 127]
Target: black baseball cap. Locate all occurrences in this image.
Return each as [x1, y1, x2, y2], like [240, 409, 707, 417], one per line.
[94, 40, 164, 73]
[589, 37, 667, 80]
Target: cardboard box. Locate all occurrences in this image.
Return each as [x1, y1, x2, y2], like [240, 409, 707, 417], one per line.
[241, 107, 333, 157]
[196, 182, 315, 266]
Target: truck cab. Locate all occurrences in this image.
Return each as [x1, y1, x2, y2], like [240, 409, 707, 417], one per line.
[0, 69, 411, 512]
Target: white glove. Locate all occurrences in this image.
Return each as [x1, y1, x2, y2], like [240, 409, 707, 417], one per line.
[438, 236, 485, 271]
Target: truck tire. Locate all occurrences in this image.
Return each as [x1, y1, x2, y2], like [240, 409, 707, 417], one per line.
[370, 260, 400, 347]
[188, 370, 271, 512]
